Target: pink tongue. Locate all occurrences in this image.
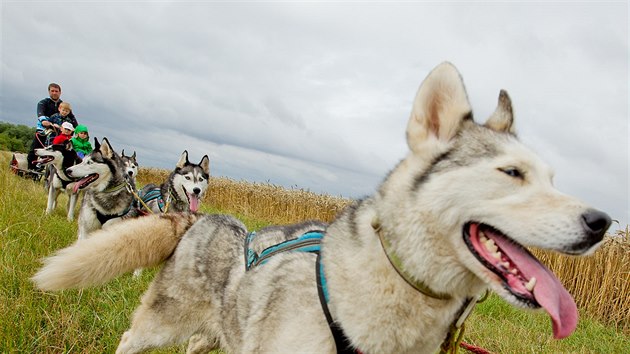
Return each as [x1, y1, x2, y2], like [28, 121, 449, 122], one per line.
[72, 177, 91, 193]
[188, 194, 199, 212]
[491, 233, 578, 339]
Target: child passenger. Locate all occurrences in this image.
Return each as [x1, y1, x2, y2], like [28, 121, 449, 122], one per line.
[71, 124, 93, 158]
[49, 102, 78, 129]
[52, 122, 75, 145]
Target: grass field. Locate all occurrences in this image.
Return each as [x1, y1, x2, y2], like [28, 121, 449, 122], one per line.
[1, 151, 628, 353]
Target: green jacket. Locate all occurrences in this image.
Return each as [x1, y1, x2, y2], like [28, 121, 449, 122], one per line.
[71, 137, 93, 155]
[72, 124, 93, 156]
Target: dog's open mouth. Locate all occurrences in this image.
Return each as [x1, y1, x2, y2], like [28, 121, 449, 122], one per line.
[463, 222, 578, 339]
[184, 188, 200, 213]
[34, 156, 54, 164]
[72, 174, 99, 193]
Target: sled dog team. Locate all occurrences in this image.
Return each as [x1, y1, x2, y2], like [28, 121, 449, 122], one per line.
[32, 139, 210, 239]
[32, 62, 611, 354]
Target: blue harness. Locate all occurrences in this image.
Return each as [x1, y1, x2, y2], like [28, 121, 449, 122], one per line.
[139, 187, 166, 211]
[244, 231, 357, 354]
[245, 231, 324, 270]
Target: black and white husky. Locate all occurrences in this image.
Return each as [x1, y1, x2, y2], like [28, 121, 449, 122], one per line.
[34, 63, 611, 354]
[138, 151, 209, 214]
[66, 138, 136, 240]
[34, 142, 83, 221]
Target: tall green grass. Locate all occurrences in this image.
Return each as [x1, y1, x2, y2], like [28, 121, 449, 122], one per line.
[1, 151, 628, 353]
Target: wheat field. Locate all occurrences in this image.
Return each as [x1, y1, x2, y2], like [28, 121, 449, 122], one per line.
[533, 231, 630, 333]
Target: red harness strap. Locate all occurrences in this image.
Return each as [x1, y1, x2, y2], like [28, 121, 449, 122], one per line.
[460, 341, 493, 354]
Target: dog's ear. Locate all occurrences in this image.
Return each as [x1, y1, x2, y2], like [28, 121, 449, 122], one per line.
[200, 155, 210, 174]
[99, 137, 115, 158]
[176, 150, 189, 168]
[131, 151, 136, 160]
[484, 90, 515, 134]
[121, 149, 126, 157]
[406, 62, 472, 155]
[64, 140, 73, 151]
[93, 138, 101, 151]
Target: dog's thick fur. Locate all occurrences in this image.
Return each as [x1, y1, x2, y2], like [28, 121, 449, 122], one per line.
[139, 150, 210, 213]
[67, 138, 136, 240]
[34, 142, 83, 221]
[33, 62, 611, 354]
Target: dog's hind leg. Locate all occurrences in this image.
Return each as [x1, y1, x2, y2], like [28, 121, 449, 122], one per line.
[116, 282, 215, 354]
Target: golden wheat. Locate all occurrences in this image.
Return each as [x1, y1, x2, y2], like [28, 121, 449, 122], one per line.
[138, 168, 351, 224]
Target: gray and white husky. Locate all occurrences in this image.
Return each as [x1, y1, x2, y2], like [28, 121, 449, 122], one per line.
[34, 141, 83, 221]
[121, 149, 139, 186]
[139, 151, 209, 214]
[33, 62, 611, 354]
[66, 138, 136, 240]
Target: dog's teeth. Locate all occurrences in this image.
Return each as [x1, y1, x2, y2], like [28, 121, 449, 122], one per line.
[525, 277, 537, 291]
[484, 239, 498, 253]
[501, 261, 510, 268]
[479, 231, 488, 242]
[491, 251, 502, 260]
[510, 268, 518, 275]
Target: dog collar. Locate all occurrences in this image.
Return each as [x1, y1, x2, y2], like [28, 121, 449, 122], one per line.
[103, 181, 127, 194]
[371, 217, 452, 301]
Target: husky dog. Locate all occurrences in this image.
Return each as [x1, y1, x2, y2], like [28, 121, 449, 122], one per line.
[34, 142, 83, 221]
[139, 151, 209, 214]
[67, 138, 136, 240]
[33, 62, 611, 354]
[121, 149, 139, 185]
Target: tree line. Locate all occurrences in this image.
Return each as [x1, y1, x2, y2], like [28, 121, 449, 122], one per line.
[0, 121, 35, 153]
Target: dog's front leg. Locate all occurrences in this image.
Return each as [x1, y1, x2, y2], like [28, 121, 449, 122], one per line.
[77, 207, 99, 240]
[66, 192, 78, 222]
[186, 333, 218, 354]
[46, 183, 58, 214]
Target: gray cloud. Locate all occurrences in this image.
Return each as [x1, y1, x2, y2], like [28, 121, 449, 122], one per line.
[1, 2, 627, 227]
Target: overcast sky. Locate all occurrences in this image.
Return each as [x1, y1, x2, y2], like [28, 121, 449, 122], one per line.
[1, 1, 628, 228]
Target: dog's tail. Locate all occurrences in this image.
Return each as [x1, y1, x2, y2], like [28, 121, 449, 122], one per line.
[32, 213, 199, 291]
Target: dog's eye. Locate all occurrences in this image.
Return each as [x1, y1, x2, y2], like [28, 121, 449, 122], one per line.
[185, 176, 191, 180]
[499, 167, 523, 179]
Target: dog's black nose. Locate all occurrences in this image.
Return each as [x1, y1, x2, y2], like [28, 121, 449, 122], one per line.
[193, 187, 201, 195]
[128, 171, 134, 177]
[65, 168, 73, 176]
[581, 209, 612, 242]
